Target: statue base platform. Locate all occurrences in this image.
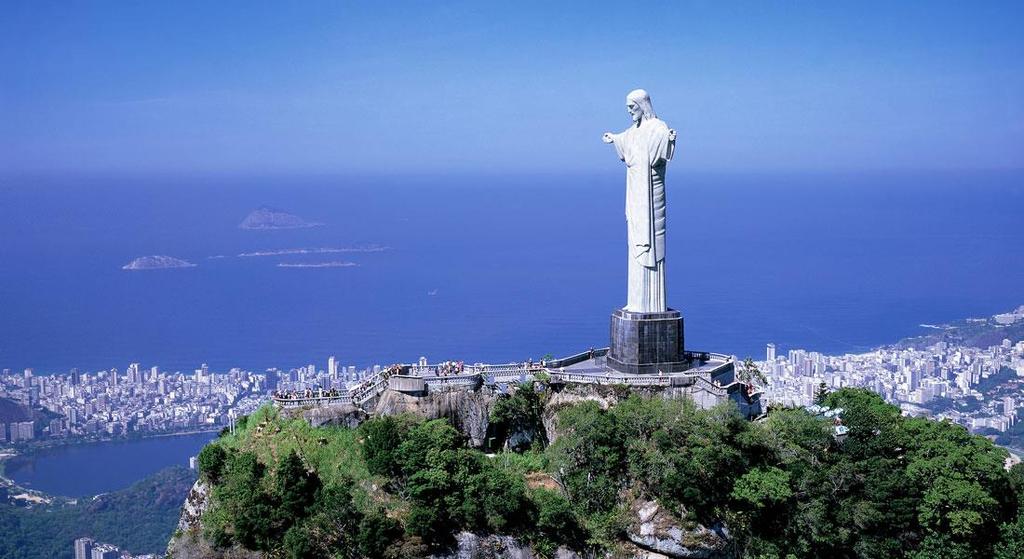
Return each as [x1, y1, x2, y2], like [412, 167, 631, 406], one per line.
[607, 308, 688, 375]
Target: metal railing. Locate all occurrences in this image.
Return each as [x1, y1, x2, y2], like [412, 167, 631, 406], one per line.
[423, 373, 482, 390]
[272, 351, 741, 411]
[272, 394, 353, 408]
[548, 370, 672, 387]
[545, 348, 609, 369]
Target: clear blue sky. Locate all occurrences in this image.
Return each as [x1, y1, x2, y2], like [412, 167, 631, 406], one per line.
[2, 1, 1021, 175]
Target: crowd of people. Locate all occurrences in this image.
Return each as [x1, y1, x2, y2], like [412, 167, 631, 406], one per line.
[273, 358, 551, 408]
[272, 387, 347, 401]
[349, 364, 404, 402]
[434, 360, 466, 376]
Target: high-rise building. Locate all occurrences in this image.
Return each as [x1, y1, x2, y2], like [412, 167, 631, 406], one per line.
[904, 368, 921, 391]
[766, 343, 776, 362]
[74, 537, 93, 559]
[127, 363, 140, 384]
[328, 356, 338, 378]
[9, 421, 33, 443]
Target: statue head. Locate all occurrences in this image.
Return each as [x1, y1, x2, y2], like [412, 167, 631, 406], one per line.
[626, 89, 656, 124]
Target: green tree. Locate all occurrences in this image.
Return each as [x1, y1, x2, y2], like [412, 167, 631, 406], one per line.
[918, 477, 998, 538]
[995, 514, 1024, 559]
[490, 381, 547, 451]
[197, 443, 228, 484]
[275, 450, 321, 524]
[546, 401, 624, 514]
[467, 462, 531, 533]
[530, 488, 583, 554]
[397, 419, 463, 479]
[219, 451, 276, 550]
[1007, 462, 1024, 508]
[910, 534, 976, 559]
[398, 420, 469, 545]
[902, 417, 1011, 556]
[299, 484, 363, 558]
[357, 512, 404, 558]
[282, 523, 316, 559]
[731, 466, 792, 509]
[657, 403, 750, 517]
[824, 388, 905, 460]
[359, 415, 409, 479]
[813, 381, 829, 404]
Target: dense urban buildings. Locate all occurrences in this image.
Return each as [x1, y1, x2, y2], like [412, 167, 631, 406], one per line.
[763, 306, 1024, 437]
[0, 360, 381, 446]
[5, 308, 1023, 449]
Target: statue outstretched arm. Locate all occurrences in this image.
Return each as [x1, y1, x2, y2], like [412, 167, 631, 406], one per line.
[602, 131, 627, 162]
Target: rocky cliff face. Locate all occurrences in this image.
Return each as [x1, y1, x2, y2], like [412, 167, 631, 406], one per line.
[428, 533, 546, 559]
[167, 479, 264, 559]
[624, 497, 731, 559]
[292, 402, 367, 428]
[375, 389, 498, 447]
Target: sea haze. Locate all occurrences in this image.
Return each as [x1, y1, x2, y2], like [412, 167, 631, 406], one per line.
[0, 170, 1021, 373]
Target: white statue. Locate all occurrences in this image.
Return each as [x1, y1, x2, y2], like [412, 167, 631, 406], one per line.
[602, 89, 676, 313]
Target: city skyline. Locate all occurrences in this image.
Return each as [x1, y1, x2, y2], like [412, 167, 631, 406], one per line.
[4, 304, 1023, 449]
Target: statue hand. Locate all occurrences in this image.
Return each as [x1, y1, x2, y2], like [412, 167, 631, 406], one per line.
[602, 132, 614, 144]
[668, 129, 677, 141]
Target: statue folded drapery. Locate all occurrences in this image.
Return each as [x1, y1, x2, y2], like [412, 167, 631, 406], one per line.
[603, 89, 676, 313]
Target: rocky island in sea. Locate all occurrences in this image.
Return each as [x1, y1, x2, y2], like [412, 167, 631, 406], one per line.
[238, 206, 321, 230]
[122, 255, 196, 270]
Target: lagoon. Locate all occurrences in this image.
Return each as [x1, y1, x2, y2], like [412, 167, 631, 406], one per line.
[4, 431, 217, 497]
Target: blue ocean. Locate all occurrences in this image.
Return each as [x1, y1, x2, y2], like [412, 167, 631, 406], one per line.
[1, 170, 1022, 374]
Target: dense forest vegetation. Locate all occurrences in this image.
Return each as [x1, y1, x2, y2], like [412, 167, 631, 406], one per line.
[195, 386, 1024, 558]
[0, 465, 195, 558]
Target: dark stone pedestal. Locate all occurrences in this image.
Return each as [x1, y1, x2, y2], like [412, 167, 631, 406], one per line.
[607, 308, 688, 375]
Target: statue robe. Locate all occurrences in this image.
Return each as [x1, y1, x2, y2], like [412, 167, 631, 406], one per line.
[609, 117, 675, 313]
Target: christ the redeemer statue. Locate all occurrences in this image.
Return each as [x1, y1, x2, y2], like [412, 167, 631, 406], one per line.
[602, 89, 676, 313]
